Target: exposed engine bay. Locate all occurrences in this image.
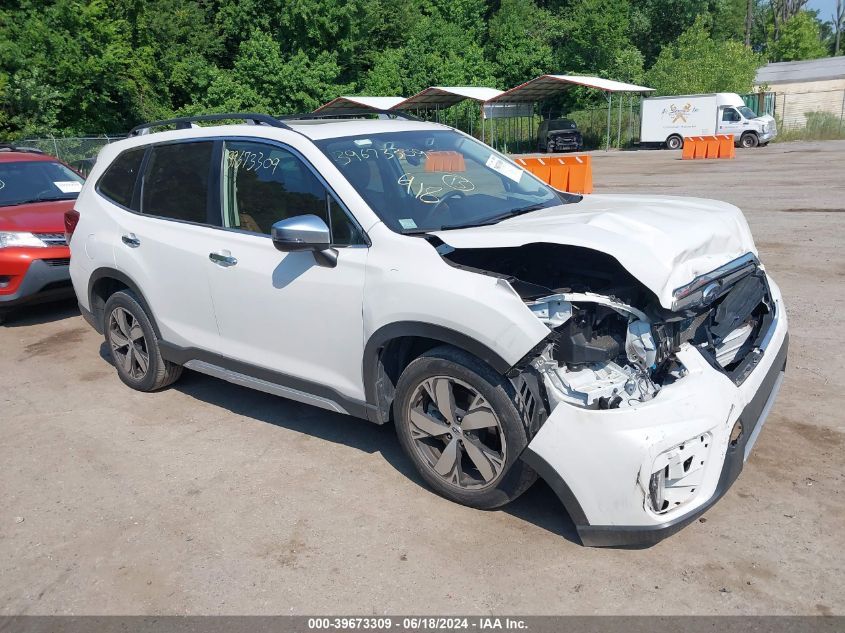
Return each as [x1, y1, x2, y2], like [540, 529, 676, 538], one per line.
[432, 241, 774, 412]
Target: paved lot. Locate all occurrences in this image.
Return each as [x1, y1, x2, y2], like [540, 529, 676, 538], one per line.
[1, 141, 844, 615]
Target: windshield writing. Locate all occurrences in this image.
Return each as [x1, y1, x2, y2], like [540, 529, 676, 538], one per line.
[316, 130, 569, 233]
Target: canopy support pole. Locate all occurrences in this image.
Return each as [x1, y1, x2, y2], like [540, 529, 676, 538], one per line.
[617, 91, 623, 148]
[606, 92, 612, 152]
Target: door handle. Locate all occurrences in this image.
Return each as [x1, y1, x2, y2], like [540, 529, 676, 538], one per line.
[121, 233, 140, 248]
[209, 251, 238, 267]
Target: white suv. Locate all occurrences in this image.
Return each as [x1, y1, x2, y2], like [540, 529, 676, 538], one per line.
[68, 112, 788, 547]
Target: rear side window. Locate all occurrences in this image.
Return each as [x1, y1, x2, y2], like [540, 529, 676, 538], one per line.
[142, 142, 213, 223]
[98, 147, 144, 209]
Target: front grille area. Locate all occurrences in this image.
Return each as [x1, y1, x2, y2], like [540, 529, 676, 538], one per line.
[36, 233, 67, 246]
[42, 257, 70, 267]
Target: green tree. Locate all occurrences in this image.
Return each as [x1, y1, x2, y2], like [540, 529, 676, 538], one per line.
[645, 15, 765, 95]
[198, 29, 351, 114]
[767, 11, 828, 60]
[553, 0, 644, 83]
[487, 0, 556, 89]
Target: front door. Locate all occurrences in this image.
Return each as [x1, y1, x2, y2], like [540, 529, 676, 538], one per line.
[717, 107, 745, 140]
[205, 139, 369, 403]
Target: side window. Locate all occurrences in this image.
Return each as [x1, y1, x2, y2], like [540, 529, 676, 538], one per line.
[722, 108, 740, 123]
[141, 142, 213, 223]
[222, 140, 365, 245]
[98, 147, 145, 209]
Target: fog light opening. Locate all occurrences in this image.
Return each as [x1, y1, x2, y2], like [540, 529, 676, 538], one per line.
[730, 420, 744, 447]
[649, 466, 669, 513]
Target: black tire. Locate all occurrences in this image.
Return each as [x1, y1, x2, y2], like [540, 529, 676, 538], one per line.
[665, 135, 683, 150]
[393, 345, 537, 509]
[740, 132, 759, 149]
[103, 290, 182, 392]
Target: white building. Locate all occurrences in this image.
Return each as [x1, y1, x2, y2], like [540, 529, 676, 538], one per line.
[755, 56, 845, 130]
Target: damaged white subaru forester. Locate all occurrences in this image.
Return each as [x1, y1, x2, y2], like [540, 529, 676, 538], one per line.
[68, 112, 788, 547]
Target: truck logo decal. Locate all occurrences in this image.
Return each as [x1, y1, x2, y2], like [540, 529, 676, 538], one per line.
[665, 103, 697, 123]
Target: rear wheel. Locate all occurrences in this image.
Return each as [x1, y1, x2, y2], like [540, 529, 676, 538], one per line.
[740, 132, 759, 148]
[665, 135, 683, 150]
[393, 346, 537, 509]
[103, 290, 182, 391]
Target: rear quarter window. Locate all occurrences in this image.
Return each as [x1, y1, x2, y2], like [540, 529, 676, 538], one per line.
[98, 147, 145, 209]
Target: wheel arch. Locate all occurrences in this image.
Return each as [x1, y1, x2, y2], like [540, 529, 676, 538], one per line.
[87, 267, 161, 338]
[363, 321, 513, 424]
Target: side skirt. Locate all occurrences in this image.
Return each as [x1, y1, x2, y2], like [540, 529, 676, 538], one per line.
[159, 342, 377, 421]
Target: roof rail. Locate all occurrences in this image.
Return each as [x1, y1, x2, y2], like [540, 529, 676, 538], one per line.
[129, 113, 291, 136]
[279, 109, 422, 122]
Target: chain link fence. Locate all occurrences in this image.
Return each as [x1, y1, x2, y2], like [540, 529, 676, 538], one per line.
[18, 135, 123, 174]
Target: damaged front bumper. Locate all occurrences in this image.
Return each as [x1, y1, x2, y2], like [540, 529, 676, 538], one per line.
[520, 277, 788, 547]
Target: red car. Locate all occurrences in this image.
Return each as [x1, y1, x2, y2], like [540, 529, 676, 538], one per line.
[0, 146, 85, 323]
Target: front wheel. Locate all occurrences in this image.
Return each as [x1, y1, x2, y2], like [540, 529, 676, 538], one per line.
[393, 346, 537, 509]
[740, 132, 759, 148]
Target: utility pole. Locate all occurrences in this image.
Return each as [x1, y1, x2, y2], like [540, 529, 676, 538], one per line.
[745, 0, 753, 46]
[835, 0, 844, 55]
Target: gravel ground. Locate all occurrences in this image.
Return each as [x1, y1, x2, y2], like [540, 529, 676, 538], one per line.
[1, 140, 843, 615]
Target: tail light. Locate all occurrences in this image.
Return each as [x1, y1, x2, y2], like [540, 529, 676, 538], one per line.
[64, 209, 80, 244]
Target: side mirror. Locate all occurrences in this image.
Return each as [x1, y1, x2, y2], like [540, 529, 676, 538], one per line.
[271, 215, 337, 267]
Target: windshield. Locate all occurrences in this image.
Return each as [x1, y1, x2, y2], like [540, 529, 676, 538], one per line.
[738, 106, 758, 120]
[315, 130, 569, 233]
[0, 160, 84, 207]
[550, 120, 577, 131]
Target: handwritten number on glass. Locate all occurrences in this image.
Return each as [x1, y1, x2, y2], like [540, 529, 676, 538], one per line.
[226, 149, 280, 174]
[398, 174, 442, 205]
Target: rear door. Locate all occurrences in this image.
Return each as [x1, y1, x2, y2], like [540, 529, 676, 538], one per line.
[111, 140, 221, 350]
[204, 139, 369, 403]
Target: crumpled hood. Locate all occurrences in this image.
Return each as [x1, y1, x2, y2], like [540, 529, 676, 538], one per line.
[431, 194, 757, 309]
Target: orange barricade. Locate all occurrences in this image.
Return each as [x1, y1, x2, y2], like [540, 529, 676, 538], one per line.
[516, 155, 593, 194]
[681, 135, 735, 160]
[718, 134, 735, 159]
[705, 136, 720, 159]
[424, 151, 466, 172]
[693, 137, 707, 159]
[550, 160, 570, 191]
[559, 155, 593, 194]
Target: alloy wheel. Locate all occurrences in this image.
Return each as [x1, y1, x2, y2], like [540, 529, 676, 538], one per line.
[108, 307, 150, 380]
[406, 376, 507, 490]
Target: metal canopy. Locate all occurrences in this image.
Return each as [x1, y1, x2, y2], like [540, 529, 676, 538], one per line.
[487, 75, 654, 103]
[314, 96, 405, 113]
[485, 75, 655, 151]
[393, 86, 503, 109]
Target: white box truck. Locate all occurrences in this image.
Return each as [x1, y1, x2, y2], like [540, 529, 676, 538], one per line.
[640, 93, 776, 150]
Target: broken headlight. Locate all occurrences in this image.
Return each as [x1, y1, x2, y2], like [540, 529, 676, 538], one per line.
[671, 253, 758, 312]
